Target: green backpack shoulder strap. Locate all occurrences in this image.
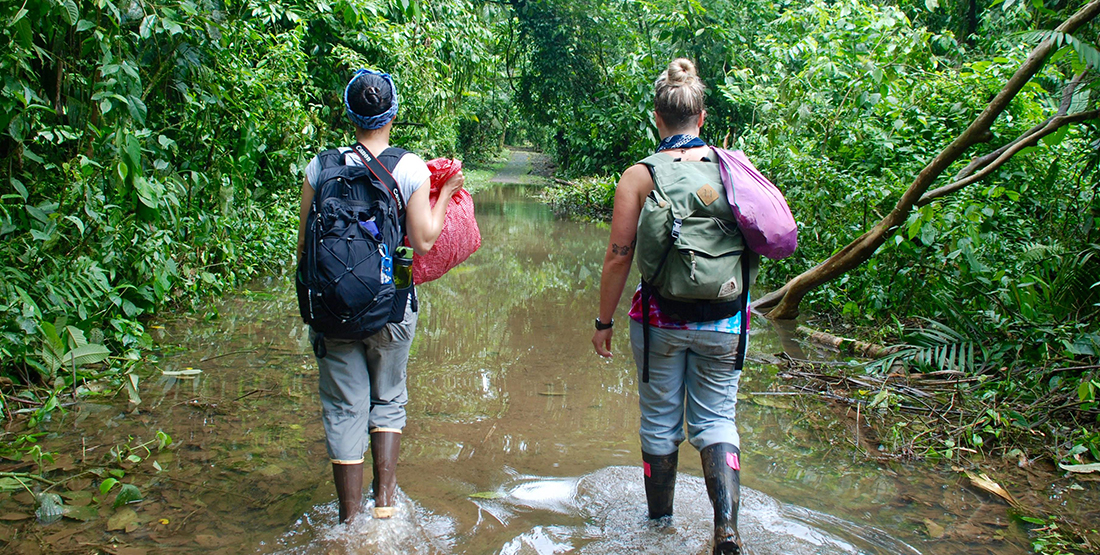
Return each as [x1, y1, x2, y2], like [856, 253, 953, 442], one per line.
[637, 152, 677, 200]
[638, 151, 724, 217]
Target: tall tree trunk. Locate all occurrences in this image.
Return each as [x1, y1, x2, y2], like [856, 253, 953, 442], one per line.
[755, 0, 1100, 319]
[966, 0, 979, 47]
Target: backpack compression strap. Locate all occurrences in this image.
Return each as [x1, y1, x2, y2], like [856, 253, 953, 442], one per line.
[734, 256, 751, 371]
[350, 143, 406, 220]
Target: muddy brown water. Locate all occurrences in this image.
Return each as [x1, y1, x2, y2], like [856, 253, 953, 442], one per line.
[1, 184, 1037, 554]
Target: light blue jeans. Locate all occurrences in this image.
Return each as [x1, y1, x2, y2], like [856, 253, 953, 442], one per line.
[630, 320, 743, 456]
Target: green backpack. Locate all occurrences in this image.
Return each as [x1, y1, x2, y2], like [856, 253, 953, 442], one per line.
[634, 151, 758, 380]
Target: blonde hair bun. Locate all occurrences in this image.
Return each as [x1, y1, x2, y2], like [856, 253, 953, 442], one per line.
[654, 58, 706, 128]
[665, 58, 698, 87]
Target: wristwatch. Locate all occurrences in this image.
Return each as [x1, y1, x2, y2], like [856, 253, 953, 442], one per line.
[594, 317, 614, 331]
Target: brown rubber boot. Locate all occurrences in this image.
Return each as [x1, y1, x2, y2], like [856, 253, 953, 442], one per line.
[701, 443, 743, 555]
[370, 431, 401, 519]
[331, 462, 364, 524]
[641, 450, 678, 519]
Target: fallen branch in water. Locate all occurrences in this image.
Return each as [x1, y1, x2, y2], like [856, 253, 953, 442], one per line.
[199, 348, 259, 362]
[794, 326, 899, 359]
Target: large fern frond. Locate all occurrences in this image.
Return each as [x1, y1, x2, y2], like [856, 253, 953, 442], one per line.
[865, 318, 986, 374]
[1019, 30, 1100, 72]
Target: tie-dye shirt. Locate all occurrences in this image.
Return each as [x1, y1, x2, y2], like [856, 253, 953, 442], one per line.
[628, 285, 749, 334]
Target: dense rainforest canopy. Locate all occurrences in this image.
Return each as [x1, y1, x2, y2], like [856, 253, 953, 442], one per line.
[2, 0, 1099, 484]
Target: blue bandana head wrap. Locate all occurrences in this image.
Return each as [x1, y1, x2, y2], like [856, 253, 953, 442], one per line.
[344, 69, 399, 130]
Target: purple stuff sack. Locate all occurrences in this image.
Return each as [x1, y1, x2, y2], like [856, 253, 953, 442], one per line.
[713, 148, 798, 260]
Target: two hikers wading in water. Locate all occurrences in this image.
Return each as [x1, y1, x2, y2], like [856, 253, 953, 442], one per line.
[298, 60, 748, 554]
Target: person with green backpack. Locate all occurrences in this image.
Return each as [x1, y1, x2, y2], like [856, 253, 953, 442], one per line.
[591, 58, 756, 555]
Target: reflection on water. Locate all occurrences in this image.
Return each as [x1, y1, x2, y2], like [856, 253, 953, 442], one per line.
[9, 184, 1034, 554]
[480, 467, 921, 555]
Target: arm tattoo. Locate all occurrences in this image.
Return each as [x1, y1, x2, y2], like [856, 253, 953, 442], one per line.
[611, 238, 637, 257]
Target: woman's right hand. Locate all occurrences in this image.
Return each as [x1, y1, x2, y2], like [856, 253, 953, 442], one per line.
[441, 170, 465, 197]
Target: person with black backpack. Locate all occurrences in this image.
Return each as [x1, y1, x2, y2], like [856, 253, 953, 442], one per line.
[296, 69, 464, 525]
[590, 59, 754, 555]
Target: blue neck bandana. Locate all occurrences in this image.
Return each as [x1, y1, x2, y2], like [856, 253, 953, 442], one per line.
[657, 133, 706, 152]
[345, 69, 399, 130]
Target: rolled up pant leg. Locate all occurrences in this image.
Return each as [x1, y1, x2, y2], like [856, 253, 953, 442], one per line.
[316, 301, 418, 461]
[317, 337, 372, 464]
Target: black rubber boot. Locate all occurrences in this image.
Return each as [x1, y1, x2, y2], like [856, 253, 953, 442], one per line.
[641, 450, 678, 519]
[370, 431, 401, 518]
[701, 443, 743, 555]
[331, 462, 364, 524]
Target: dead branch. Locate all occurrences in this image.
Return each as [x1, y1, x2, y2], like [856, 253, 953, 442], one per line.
[918, 108, 1100, 204]
[945, 73, 1088, 183]
[794, 325, 900, 359]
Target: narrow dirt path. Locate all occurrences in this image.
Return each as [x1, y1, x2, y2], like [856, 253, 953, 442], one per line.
[489, 149, 533, 184]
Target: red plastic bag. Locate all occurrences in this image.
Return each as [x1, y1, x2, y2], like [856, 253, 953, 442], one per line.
[408, 158, 482, 284]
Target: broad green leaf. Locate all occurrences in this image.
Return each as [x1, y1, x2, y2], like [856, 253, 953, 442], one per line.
[134, 177, 163, 209]
[63, 326, 88, 348]
[61, 0, 79, 25]
[0, 477, 26, 492]
[64, 215, 86, 235]
[1042, 125, 1068, 147]
[11, 178, 28, 199]
[126, 95, 147, 123]
[99, 478, 118, 495]
[61, 344, 110, 368]
[139, 15, 156, 38]
[25, 204, 49, 224]
[1080, 379, 1095, 402]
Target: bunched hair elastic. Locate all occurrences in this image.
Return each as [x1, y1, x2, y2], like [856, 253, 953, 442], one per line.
[344, 68, 399, 130]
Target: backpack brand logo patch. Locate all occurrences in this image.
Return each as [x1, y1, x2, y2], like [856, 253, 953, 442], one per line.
[718, 275, 739, 298]
[696, 184, 719, 206]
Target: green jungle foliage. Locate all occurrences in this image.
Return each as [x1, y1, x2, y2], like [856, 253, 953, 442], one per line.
[0, 0, 501, 413]
[2, 0, 1098, 479]
[531, 0, 1099, 469]
[531, 0, 1099, 345]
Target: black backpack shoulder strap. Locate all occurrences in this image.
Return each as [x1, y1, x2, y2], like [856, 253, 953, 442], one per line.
[315, 148, 346, 172]
[349, 143, 406, 219]
[377, 146, 410, 170]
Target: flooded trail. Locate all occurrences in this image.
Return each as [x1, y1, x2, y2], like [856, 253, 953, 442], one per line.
[0, 165, 1035, 554]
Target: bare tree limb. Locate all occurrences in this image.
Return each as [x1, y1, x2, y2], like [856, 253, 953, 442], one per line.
[756, 0, 1100, 318]
[948, 73, 1087, 183]
[918, 108, 1100, 204]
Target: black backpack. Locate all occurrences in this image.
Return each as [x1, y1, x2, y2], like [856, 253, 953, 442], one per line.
[296, 144, 415, 357]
